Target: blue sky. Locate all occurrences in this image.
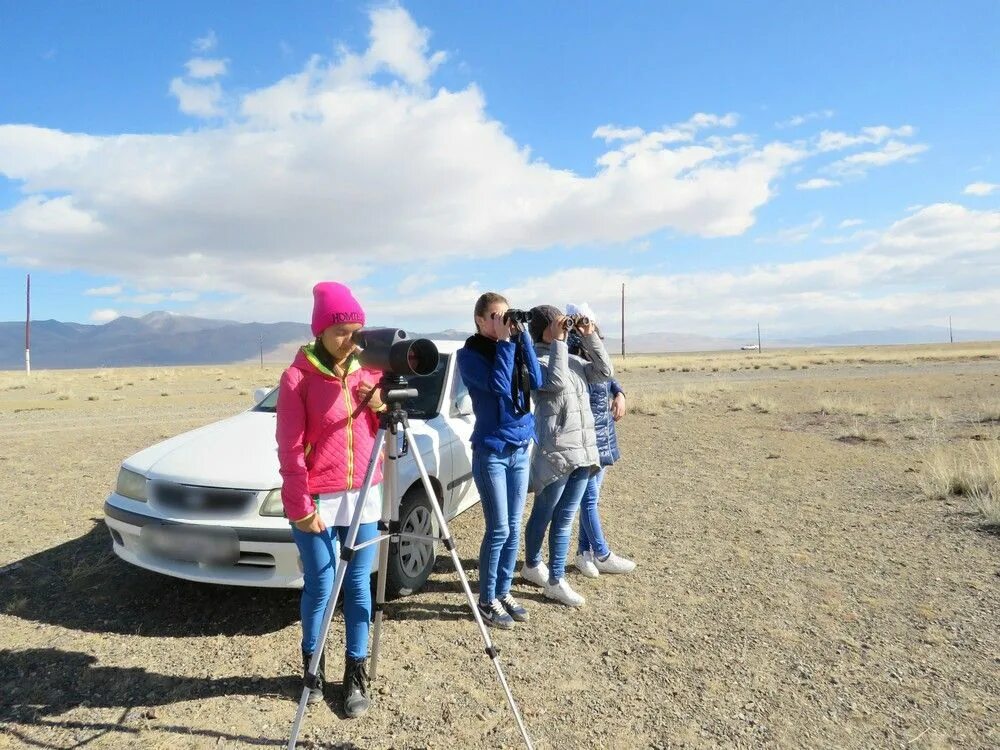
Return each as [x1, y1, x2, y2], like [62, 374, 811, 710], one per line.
[1, 1, 998, 337]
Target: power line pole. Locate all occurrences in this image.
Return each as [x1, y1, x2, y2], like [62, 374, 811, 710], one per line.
[757, 322, 762, 353]
[949, 316, 953, 344]
[620, 283, 626, 357]
[25, 274, 31, 376]
[259, 331, 264, 368]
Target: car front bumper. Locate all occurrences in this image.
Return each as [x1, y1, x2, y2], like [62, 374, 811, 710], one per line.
[103, 500, 305, 589]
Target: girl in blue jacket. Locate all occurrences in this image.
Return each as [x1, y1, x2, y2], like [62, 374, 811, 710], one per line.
[457, 293, 544, 628]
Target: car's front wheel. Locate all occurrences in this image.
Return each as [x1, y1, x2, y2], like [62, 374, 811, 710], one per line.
[385, 489, 438, 598]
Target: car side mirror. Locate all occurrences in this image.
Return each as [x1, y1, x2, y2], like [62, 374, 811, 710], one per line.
[253, 387, 271, 405]
[453, 393, 473, 417]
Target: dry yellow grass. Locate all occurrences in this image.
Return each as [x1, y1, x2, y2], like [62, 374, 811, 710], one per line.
[613, 340, 1000, 373]
[920, 444, 1000, 524]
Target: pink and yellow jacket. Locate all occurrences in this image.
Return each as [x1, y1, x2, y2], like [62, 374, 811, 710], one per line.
[276, 344, 384, 522]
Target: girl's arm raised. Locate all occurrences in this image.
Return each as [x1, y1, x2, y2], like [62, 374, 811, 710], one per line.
[535, 338, 569, 393]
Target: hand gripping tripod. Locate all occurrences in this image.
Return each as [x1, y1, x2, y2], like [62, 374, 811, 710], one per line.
[287, 374, 534, 749]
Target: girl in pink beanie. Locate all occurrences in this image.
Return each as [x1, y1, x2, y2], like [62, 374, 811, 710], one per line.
[276, 281, 384, 717]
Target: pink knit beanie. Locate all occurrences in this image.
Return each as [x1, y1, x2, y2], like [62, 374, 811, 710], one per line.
[311, 282, 366, 336]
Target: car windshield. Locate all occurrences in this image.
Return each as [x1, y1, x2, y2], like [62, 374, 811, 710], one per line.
[254, 354, 449, 420]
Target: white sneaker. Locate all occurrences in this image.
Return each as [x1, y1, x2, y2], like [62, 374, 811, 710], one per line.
[520, 561, 549, 588]
[574, 551, 600, 578]
[593, 551, 636, 574]
[543, 577, 586, 608]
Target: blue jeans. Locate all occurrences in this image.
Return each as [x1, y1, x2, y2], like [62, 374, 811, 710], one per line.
[525, 467, 591, 583]
[472, 443, 531, 604]
[292, 521, 378, 659]
[578, 468, 611, 558]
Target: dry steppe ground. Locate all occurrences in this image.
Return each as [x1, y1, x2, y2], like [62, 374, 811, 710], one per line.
[1, 342, 999, 749]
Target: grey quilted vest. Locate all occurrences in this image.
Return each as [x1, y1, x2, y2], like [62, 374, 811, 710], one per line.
[529, 333, 614, 493]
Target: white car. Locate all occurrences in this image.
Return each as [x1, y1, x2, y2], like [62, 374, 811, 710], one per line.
[103, 340, 479, 597]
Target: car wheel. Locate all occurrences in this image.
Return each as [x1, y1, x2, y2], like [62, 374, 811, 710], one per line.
[385, 489, 438, 598]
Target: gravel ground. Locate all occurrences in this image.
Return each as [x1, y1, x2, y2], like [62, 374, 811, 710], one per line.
[1, 356, 998, 749]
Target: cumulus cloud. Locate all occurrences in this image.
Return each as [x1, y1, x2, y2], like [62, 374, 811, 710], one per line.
[84, 284, 122, 296]
[495, 203, 1000, 335]
[185, 57, 228, 79]
[797, 178, 839, 190]
[754, 216, 823, 245]
[839, 218, 864, 228]
[0, 7, 815, 318]
[169, 77, 223, 117]
[827, 139, 928, 177]
[0, 7, 986, 336]
[775, 109, 834, 129]
[90, 308, 120, 323]
[193, 30, 218, 53]
[964, 181, 998, 196]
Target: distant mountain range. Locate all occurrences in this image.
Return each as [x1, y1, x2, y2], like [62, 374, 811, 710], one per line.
[0, 313, 997, 369]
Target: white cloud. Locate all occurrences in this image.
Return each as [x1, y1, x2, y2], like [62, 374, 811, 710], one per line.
[0, 7, 814, 318]
[127, 291, 199, 305]
[84, 284, 122, 296]
[494, 203, 1000, 335]
[797, 178, 839, 190]
[816, 125, 915, 153]
[168, 77, 223, 117]
[397, 273, 439, 295]
[964, 182, 998, 197]
[827, 139, 928, 177]
[754, 216, 823, 245]
[839, 218, 864, 228]
[90, 308, 120, 323]
[775, 109, 834, 129]
[193, 30, 218, 53]
[185, 57, 228, 79]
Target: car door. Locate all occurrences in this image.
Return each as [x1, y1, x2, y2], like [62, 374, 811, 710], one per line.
[446, 357, 478, 517]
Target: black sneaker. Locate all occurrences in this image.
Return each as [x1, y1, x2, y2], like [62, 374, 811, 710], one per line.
[477, 599, 515, 629]
[343, 656, 371, 718]
[499, 593, 530, 623]
[301, 648, 325, 704]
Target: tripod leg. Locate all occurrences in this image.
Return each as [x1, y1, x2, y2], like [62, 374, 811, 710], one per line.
[287, 428, 387, 750]
[369, 428, 398, 680]
[401, 424, 535, 750]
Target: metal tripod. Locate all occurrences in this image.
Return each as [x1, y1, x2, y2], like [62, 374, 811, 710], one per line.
[287, 376, 534, 749]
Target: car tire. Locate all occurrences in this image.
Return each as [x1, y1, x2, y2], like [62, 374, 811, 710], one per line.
[385, 488, 439, 599]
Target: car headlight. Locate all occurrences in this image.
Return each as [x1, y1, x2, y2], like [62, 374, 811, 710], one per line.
[116, 467, 148, 502]
[260, 488, 286, 517]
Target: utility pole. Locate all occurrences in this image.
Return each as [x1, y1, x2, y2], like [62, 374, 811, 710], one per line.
[757, 322, 762, 353]
[620, 283, 626, 357]
[25, 274, 31, 376]
[949, 316, 954, 344]
[259, 331, 264, 368]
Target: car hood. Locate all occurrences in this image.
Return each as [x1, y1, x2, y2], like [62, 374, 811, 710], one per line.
[125, 411, 281, 489]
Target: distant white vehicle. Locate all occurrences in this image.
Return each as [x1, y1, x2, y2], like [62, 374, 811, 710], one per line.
[103, 340, 480, 597]
[740, 344, 760, 351]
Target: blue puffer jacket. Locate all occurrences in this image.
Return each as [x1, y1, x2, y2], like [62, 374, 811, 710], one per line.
[590, 379, 624, 467]
[457, 331, 544, 452]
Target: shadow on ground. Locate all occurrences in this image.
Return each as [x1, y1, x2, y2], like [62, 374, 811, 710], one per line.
[0, 520, 300, 637]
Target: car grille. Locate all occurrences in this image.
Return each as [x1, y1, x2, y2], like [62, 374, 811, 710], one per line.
[151, 482, 255, 515]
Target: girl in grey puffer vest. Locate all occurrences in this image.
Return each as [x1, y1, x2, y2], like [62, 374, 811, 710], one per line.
[568, 328, 636, 577]
[520, 305, 613, 608]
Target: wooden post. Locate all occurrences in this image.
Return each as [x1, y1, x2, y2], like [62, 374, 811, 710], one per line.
[949, 316, 953, 344]
[757, 322, 762, 353]
[620, 283, 625, 357]
[259, 331, 264, 368]
[25, 274, 31, 375]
